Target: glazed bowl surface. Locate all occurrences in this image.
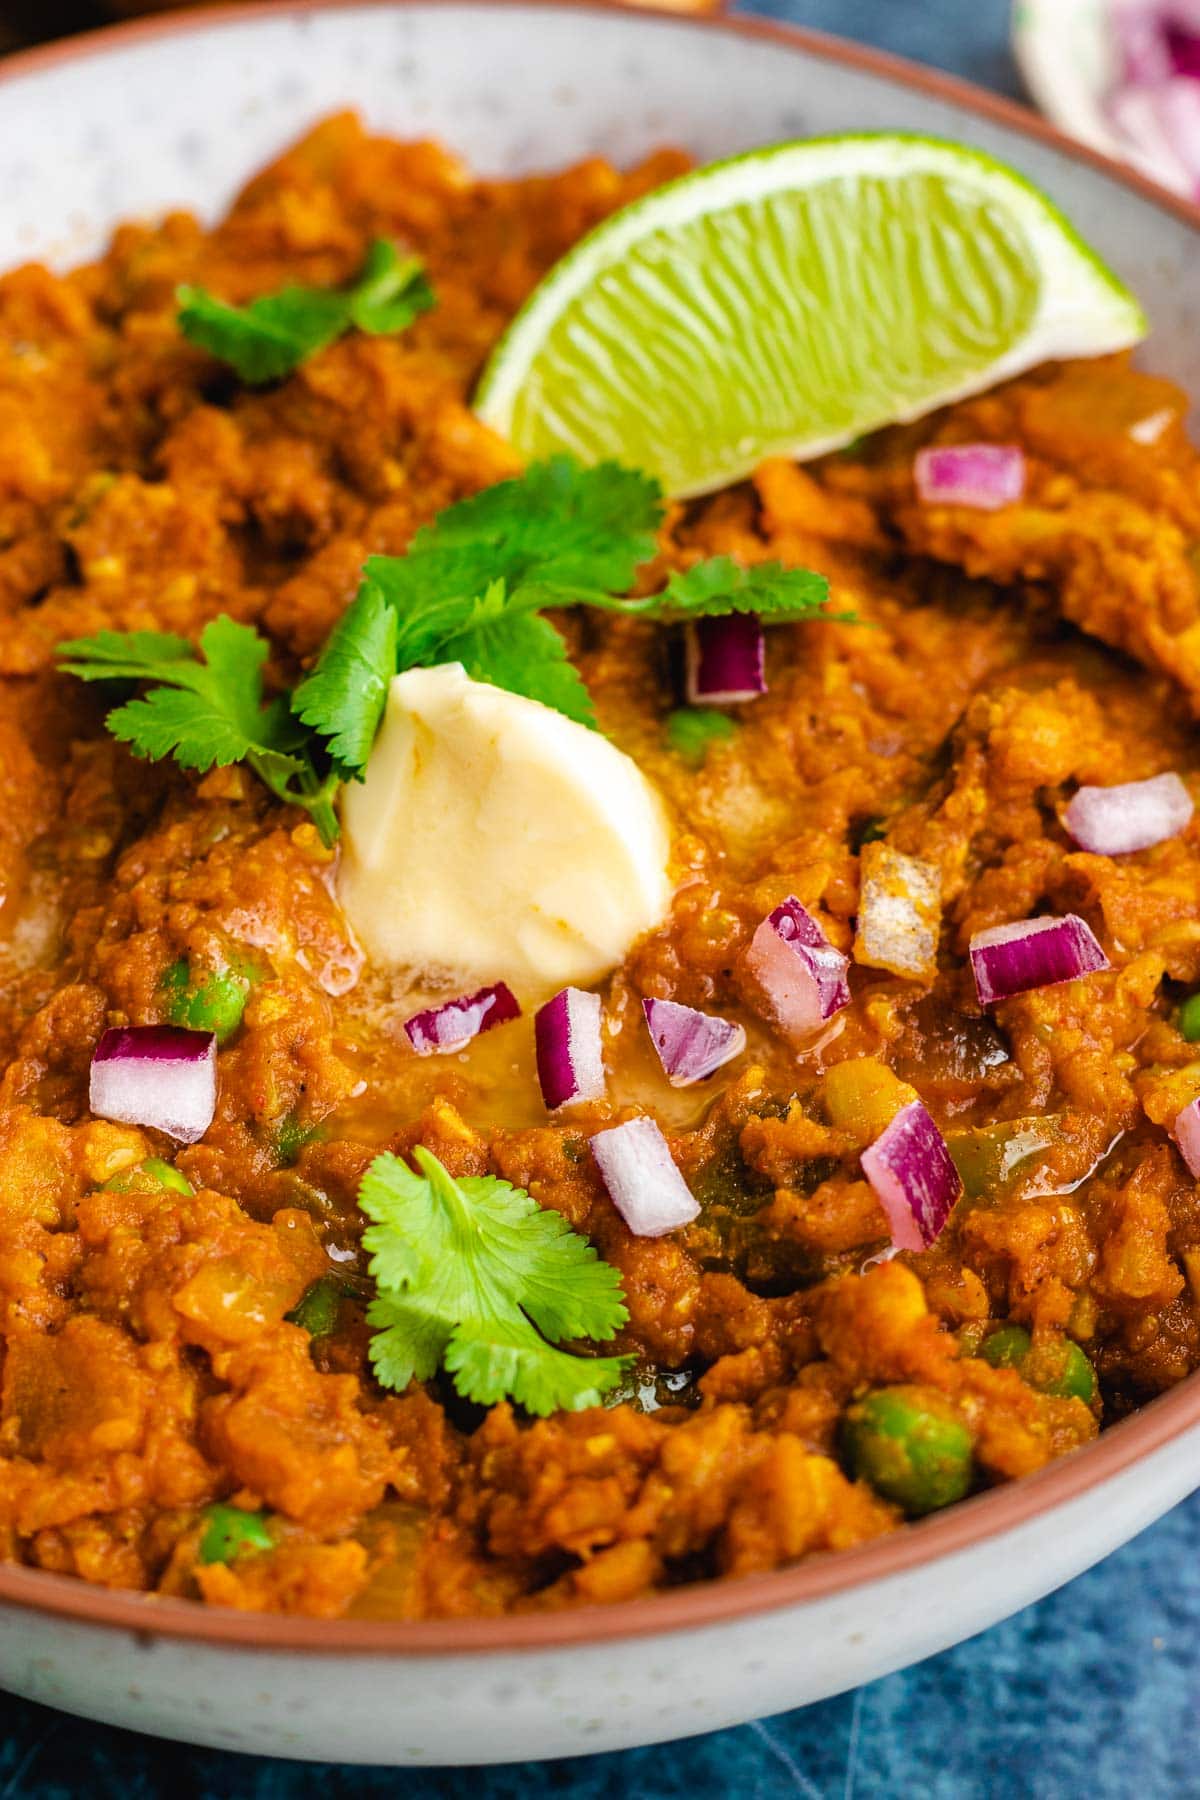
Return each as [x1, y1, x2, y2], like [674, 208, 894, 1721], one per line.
[2, 0, 1200, 1764]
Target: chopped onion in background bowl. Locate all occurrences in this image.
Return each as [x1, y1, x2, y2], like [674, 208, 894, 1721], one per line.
[1014, 0, 1200, 200]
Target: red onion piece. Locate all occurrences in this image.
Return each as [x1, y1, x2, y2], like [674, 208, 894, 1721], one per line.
[404, 982, 520, 1055]
[861, 1099, 962, 1252]
[745, 896, 851, 1038]
[1173, 1096, 1200, 1177]
[590, 1116, 700, 1237]
[1167, 20, 1200, 74]
[534, 987, 605, 1110]
[914, 444, 1027, 512]
[1113, 0, 1178, 81]
[1106, 81, 1199, 195]
[89, 1025, 216, 1144]
[1113, 2, 1200, 81]
[970, 915, 1110, 1008]
[1156, 74, 1200, 183]
[1106, 0, 1200, 201]
[1064, 771, 1193, 855]
[685, 614, 766, 705]
[642, 996, 746, 1087]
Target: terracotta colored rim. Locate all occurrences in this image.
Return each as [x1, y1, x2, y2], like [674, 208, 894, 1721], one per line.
[1, 0, 1199, 1658]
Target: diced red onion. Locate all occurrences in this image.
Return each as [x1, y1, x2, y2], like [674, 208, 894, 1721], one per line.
[590, 1116, 700, 1237]
[745, 896, 851, 1039]
[1112, 1, 1200, 82]
[1148, 75, 1200, 187]
[970, 915, 1110, 1008]
[1064, 771, 1193, 855]
[685, 614, 766, 706]
[861, 1099, 962, 1252]
[1173, 1096, 1200, 1177]
[1106, 82, 1199, 196]
[1113, 0, 1178, 82]
[642, 996, 746, 1087]
[535, 987, 605, 1110]
[404, 982, 520, 1055]
[854, 844, 941, 981]
[1106, 0, 1200, 200]
[914, 444, 1027, 511]
[89, 1025, 216, 1144]
[1167, 19, 1200, 76]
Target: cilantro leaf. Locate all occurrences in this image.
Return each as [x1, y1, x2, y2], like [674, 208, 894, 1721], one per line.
[665, 706, 737, 765]
[443, 1316, 627, 1415]
[177, 239, 435, 384]
[352, 462, 834, 732]
[605, 556, 830, 621]
[58, 628, 198, 681]
[57, 616, 339, 846]
[345, 241, 435, 335]
[60, 457, 839, 825]
[359, 1145, 631, 1416]
[291, 581, 399, 779]
[365, 458, 664, 626]
[441, 599, 597, 729]
[177, 285, 349, 385]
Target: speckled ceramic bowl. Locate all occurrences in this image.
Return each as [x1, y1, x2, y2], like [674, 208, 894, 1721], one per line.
[2, 0, 1200, 1766]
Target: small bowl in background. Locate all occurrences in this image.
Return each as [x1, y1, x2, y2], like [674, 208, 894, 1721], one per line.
[1014, 0, 1200, 198]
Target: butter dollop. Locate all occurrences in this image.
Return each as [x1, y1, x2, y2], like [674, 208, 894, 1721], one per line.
[337, 664, 673, 996]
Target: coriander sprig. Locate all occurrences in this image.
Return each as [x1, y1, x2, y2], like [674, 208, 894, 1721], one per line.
[57, 617, 340, 846]
[57, 455, 838, 835]
[294, 456, 833, 774]
[360, 1144, 632, 1414]
[177, 239, 435, 385]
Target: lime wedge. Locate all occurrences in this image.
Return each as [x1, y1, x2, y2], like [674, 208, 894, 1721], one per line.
[474, 133, 1146, 498]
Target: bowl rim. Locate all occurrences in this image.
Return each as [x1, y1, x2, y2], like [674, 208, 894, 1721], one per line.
[1, 0, 1199, 1658]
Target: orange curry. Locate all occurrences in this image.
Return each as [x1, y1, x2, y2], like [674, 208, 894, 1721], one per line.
[2, 116, 1200, 1618]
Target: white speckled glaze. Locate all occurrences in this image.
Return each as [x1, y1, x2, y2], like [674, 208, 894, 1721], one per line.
[1, 1, 1200, 1765]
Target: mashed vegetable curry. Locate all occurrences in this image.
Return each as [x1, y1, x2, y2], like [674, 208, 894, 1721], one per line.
[2, 116, 1200, 1619]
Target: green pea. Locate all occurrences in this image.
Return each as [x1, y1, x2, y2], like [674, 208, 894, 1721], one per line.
[285, 1274, 344, 1338]
[977, 1324, 1033, 1370]
[198, 1504, 274, 1566]
[980, 1325, 1097, 1405]
[161, 956, 255, 1044]
[103, 1157, 194, 1197]
[665, 707, 736, 767]
[1178, 994, 1200, 1042]
[842, 1385, 974, 1516]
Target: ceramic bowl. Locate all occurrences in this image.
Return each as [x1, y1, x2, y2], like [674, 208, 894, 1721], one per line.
[2, 0, 1200, 1766]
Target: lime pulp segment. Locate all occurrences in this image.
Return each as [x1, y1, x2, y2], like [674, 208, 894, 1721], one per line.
[474, 134, 1146, 498]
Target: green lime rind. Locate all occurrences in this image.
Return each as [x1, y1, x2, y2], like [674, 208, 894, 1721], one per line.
[475, 132, 1145, 499]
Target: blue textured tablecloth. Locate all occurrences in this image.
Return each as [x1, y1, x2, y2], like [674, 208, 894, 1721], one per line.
[6, 3, 1198, 1794]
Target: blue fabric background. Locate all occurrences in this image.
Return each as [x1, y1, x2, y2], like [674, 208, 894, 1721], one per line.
[4, 2, 1196, 1793]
